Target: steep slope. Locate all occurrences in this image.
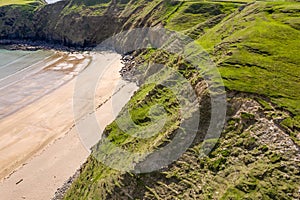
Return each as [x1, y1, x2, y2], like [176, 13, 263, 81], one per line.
[60, 1, 300, 200]
[197, 1, 300, 143]
[0, 0, 45, 39]
[1, 0, 169, 46]
[0, 0, 299, 199]
[0, 0, 241, 46]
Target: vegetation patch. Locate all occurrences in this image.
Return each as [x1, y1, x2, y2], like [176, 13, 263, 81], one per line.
[0, 0, 43, 7]
[63, 1, 300, 199]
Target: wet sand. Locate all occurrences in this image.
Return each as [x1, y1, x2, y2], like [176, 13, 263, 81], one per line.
[0, 52, 137, 200]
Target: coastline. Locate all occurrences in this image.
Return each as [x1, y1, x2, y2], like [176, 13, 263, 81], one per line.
[0, 39, 94, 52]
[0, 50, 138, 199]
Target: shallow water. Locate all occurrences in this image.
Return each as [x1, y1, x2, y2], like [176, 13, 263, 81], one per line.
[0, 49, 89, 119]
[0, 49, 52, 80]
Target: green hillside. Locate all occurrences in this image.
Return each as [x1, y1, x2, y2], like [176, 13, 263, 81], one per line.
[0, 0, 44, 6]
[60, 1, 300, 199]
[196, 1, 300, 141]
[0, 0, 299, 199]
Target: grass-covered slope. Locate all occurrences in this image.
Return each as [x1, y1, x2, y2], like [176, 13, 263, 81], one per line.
[1, 0, 298, 199]
[0, 0, 44, 7]
[61, 1, 300, 199]
[64, 82, 184, 199]
[196, 1, 300, 142]
[69, 96, 299, 199]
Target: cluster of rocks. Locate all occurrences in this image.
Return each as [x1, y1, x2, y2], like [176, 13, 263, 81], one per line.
[120, 54, 137, 82]
[5, 44, 40, 51]
[51, 169, 81, 200]
[0, 39, 93, 52]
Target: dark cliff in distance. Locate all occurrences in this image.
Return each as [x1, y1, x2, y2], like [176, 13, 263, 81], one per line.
[0, 0, 180, 47]
[0, 0, 123, 47]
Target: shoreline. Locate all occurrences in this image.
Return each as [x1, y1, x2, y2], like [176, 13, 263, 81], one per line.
[0, 51, 138, 199]
[0, 39, 94, 52]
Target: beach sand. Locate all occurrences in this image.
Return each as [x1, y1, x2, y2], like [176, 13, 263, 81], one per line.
[0, 52, 137, 200]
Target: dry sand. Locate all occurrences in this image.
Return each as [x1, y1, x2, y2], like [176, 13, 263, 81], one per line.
[0, 52, 137, 200]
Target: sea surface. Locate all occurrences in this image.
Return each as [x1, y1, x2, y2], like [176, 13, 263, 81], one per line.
[0, 49, 51, 80]
[0, 48, 81, 119]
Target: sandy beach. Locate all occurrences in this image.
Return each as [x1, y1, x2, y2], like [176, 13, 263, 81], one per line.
[0, 51, 137, 200]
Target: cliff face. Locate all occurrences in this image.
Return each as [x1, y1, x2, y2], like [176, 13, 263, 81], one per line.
[0, 0, 235, 47]
[0, 0, 124, 46]
[0, 4, 36, 39]
[33, 0, 125, 46]
[0, 0, 47, 39]
[0, 0, 170, 47]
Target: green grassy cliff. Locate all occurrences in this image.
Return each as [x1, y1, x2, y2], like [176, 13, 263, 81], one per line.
[1, 0, 299, 199]
[60, 1, 300, 199]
